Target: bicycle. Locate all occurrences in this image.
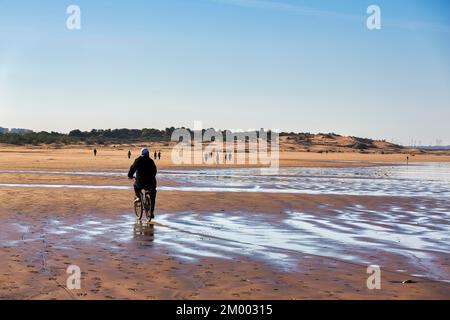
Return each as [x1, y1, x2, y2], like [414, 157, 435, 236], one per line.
[134, 188, 155, 221]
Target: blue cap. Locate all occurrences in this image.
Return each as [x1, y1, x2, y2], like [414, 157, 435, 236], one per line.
[141, 147, 149, 156]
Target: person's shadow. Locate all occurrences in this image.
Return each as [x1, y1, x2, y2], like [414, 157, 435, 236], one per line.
[133, 221, 155, 248]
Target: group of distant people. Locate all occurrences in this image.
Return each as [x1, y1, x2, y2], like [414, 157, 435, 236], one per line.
[204, 151, 233, 163]
[129, 150, 161, 160]
[93, 148, 162, 161]
[153, 151, 162, 160]
[94, 147, 234, 164]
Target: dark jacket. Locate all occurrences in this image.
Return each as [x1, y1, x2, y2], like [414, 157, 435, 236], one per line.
[128, 155, 157, 188]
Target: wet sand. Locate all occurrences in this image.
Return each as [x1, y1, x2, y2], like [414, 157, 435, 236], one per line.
[0, 146, 449, 299]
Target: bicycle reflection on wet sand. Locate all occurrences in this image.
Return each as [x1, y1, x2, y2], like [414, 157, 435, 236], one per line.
[133, 221, 155, 247]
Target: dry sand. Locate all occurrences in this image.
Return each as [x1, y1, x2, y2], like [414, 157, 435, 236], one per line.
[1, 144, 450, 170]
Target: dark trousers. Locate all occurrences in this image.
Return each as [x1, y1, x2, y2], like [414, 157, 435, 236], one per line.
[134, 184, 157, 213]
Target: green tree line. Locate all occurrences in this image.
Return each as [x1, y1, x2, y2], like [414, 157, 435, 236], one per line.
[0, 127, 281, 145]
[0, 128, 177, 145]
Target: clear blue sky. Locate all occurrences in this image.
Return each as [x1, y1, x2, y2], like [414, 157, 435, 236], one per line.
[1, 0, 449, 145]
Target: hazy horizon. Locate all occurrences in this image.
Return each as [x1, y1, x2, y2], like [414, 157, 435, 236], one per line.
[1, 0, 449, 146]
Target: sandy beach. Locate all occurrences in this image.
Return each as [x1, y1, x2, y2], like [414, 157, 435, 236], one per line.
[0, 145, 449, 299]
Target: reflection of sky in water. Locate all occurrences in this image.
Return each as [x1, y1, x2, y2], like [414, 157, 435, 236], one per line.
[160, 164, 450, 198]
[40, 214, 296, 271]
[2, 196, 447, 281]
[1, 163, 450, 197]
[154, 205, 450, 281]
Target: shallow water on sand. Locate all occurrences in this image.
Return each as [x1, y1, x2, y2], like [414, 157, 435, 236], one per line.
[1, 163, 449, 282]
[161, 163, 450, 197]
[2, 197, 449, 282]
[1, 163, 450, 197]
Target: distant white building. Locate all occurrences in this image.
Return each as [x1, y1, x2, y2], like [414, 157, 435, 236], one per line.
[10, 128, 33, 134]
[0, 127, 33, 134]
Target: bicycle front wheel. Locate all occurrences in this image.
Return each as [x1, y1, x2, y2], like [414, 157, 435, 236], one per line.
[144, 194, 152, 221]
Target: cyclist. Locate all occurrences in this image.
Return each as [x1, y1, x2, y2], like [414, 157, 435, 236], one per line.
[128, 147, 157, 218]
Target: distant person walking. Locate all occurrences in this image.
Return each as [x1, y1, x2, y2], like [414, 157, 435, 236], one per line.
[93, 149, 97, 157]
[158, 151, 161, 160]
[154, 151, 157, 160]
[128, 150, 132, 159]
[407, 156, 409, 166]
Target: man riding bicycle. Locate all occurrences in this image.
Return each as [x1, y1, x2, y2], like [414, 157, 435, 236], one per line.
[128, 147, 157, 218]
